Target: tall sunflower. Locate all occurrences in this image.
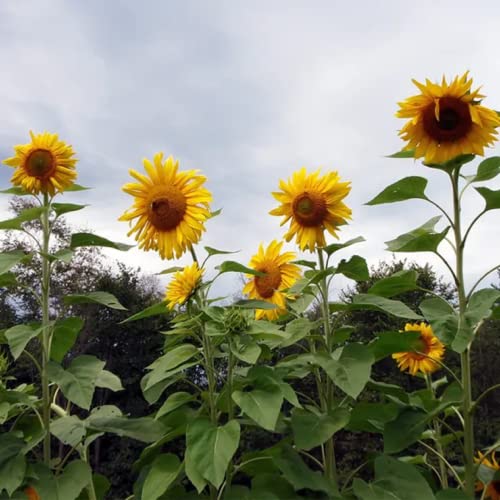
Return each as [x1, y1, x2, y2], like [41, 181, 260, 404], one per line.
[397, 72, 500, 164]
[475, 451, 500, 500]
[243, 240, 301, 320]
[392, 322, 445, 376]
[270, 168, 351, 251]
[2, 131, 77, 195]
[119, 154, 212, 260]
[165, 263, 204, 310]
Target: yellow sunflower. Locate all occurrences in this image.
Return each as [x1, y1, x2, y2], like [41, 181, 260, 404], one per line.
[396, 72, 500, 164]
[2, 131, 77, 196]
[243, 240, 301, 320]
[119, 154, 212, 260]
[165, 263, 204, 310]
[475, 451, 500, 500]
[270, 168, 351, 252]
[392, 322, 445, 376]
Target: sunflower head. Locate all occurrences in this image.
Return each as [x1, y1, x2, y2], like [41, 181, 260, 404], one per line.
[24, 487, 41, 500]
[2, 131, 77, 195]
[243, 240, 301, 320]
[165, 263, 204, 310]
[119, 154, 212, 260]
[392, 322, 445, 376]
[475, 451, 500, 500]
[396, 72, 500, 164]
[270, 168, 351, 251]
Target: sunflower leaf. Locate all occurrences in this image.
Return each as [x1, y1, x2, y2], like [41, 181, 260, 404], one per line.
[120, 302, 168, 323]
[52, 203, 87, 217]
[0, 250, 32, 274]
[367, 270, 419, 297]
[0, 206, 47, 230]
[70, 232, 134, 251]
[217, 261, 265, 276]
[424, 154, 476, 171]
[387, 150, 415, 158]
[349, 294, 422, 319]
[336, 255, 369, 281]
[0, 186, 31, 196]
[65, 184, 92, 191]
[323, 236, 365, 256]
[468, 156, 500, 182]
[63, 291, 127, 310]
[233, 299, 277, 310]
[366, 176, 428, 205]
[475, 186, 500, 211]
[204, 246, 239, 256]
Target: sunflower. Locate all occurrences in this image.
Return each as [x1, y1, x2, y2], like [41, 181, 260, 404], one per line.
[392, 322, 445, 376]
[396, 72, 500, 164]
[243, 240, 301, 320]
[24, 487, 41, 500]
[270, 168, 351, 251]
[2, 131, 77, 195]
[119, 154, 212, 260]
[475, 451, 500, 500]
[165, 263, 204, 310]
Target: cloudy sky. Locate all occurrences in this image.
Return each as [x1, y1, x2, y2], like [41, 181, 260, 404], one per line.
[1, 0, 499, 298]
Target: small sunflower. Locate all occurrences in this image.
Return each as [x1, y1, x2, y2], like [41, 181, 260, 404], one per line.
[397, 72, 500, 164]
[24, 487, 41, 500]
[243, 240, 301, 320]
[119, 154, 212, 260]
[392, 322, 445, 376]
[165, 263, 204, 310]
[270, 168, 351, 251]
[475, 451, 500, 500]
[2, 131, 77, 195]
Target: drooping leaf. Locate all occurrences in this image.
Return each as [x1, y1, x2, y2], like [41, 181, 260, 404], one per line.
[70, 232, 134, 251]
[475, 186, 500, 211]
[367, 270, 419, 298]
[5, 323, 42, 360]
[51, 317, 84, 363]
[366, 176, 428, 205]
[350, 294, 422, 319]
[336, 255, 369, 281]
[142, 454, 182, 500]
[64, 291, 127, 310]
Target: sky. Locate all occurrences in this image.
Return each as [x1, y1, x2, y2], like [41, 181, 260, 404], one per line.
[0, 0, 499, 300]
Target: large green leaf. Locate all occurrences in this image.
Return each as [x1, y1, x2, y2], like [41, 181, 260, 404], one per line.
[347, 402, 400, 433]
[281, 317, 317, 348]
[51, 317, 84, 362]
[0, 206, 46, 230]
[142, 454, 181, 500]
[475, 186, 500, 210]
[367, 270, 419, 297]
[64, 291, 127, 310]
[468, 156, 500, 182]
[385, 216, 449, 252]
[0, 250, 31, 274]
[0, 271, 17, 287]
[87, 415, 166, 443]
[47, 355, 105, 409]
[52, 203, 87, 217]
[383, 409, 427, 453]
[419, 297, 458, 345]
[370, 331, 422, 361]
[0, 454, 25, 496]
[217, 261, 264, 276]
[435, 490, 470, 500]
[70, 232, 134, 251]
[50, 415, 87, 448]
[323, 236, 365, 256]
[95, 370, 123, 392]
[353, 479, 399, 500]
[291, 407, 350, 450]
[336, 255, 369, 281]
[350, 294, 422, 319]
[156, 392, 196, 419]
[465, 288, 500, 327]
[186, 419, 240, 488]
[5, 323, 42, 360]
[366, 176, 428, 205]
[231, 335, 262, 364]
[120, 302, 168, 323]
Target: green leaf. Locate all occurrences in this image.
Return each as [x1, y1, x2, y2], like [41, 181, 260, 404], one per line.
[233, 299, 277, 310]
[0, 434, 25, 465]
[350, 293, 422, 319]
[65, 184, 91, 191]
[186, 419, 240, 488]
[231, 335, 262, 364]
[52, 203, 87, 217]
[70, 232, 134, 251]
[332, 325, 355, 344]
[47, 355, 105, 409]
[347, 402, 400, 433]
[469, 156, 500, 182]
[0, 206, 46, 230]
[232, 385, 283, 431]
[366, 176, 428, 205]
[0, 250, 31, 274]
[0, 271, 17, 287]
[370, 331, 422, 361]
[142, 454, 181, 500]
[5, 323, 42, 360]
[51, 317, 84, 363]
[368, 270, 419, 297]
[435, 490, 470, 500]
[157, 266, 184, 275]
[384, 409, 427, 453]
[50, 248, 74, 263]
[0, 454, 25, 496]
[387, 150, 415, 158]
[64, 291, 127, 310]
[204, 246, 238, 257]
[315, 344, 374, 398]
[475, 187, 500, 210]
[281, 318, 317, 348]
[87, 415, 166, 442]
[217, 261, 264, 276]
[146, 344, 199, 387]
[120, 301, 168, 323]
[292, 407, 350, 450]
[0, 186, 30, 195]
[385, 216, 449, 252]
[323, 236, 365, 256]
[420, 297, 458, 345]
[353, 478, 398, 500]
[96, 370, 123, 392]
[50, 415, 86, 448]
[336, 255, 369, 281]
[466, 288, 500, 326]
[156, 392, 196, 419]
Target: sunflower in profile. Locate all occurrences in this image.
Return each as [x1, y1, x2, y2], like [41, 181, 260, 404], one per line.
[396, 72, 500, 164]
[270, 168, 351, 251]
[165, 263, 204, 310]
[2, 131, 77, 195]
[475, 451, 500, 500]
[24, 487, 41, 500]
[243, 240, 301, 320]
[392, 322, 445, 376]
[119, 154, 212, 260]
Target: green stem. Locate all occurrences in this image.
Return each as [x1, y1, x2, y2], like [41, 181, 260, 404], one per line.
[41, 193, 52, 466]
[225, 344, 235, 487]
[450, 169, 474, 496]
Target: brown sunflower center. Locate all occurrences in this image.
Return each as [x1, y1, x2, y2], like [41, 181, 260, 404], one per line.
[149, 189, 187, 231]
[422, 97, 473, 143]
[292, 192, 327, 227]
[254, 265, 282, 298]
[25, 149, 56, 178]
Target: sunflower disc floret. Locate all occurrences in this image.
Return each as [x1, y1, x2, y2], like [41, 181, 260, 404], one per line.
[165, 263, 204, 310]
[270, 168, 351, 251]
[119, 154, 212, 259]
[397, 72, 500, 164]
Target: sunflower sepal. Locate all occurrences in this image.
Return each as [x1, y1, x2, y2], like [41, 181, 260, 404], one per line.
[423, 153, 475, 172]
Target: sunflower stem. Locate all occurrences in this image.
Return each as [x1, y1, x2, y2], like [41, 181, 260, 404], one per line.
[449, 169, 474, 497]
